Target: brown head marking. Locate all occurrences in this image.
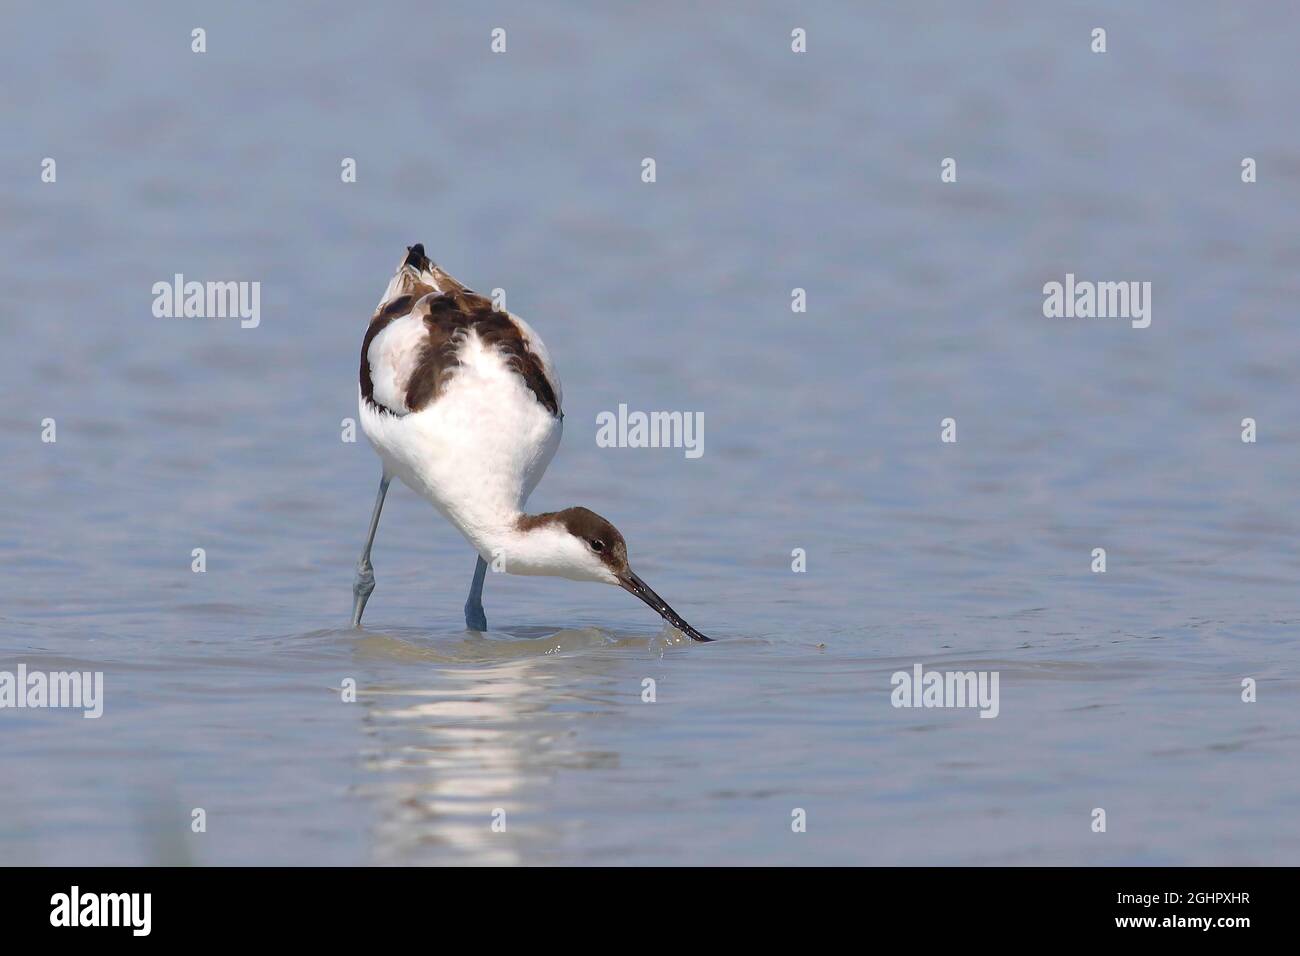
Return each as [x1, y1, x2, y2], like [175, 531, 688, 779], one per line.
[517, 506, 628, 573]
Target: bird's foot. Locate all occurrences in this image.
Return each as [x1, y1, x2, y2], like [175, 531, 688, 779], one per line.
[464, 600, 487, 632]
[351, 563, 375, 628]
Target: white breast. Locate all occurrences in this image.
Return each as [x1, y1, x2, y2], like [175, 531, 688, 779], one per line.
[359, 330, 563, 556]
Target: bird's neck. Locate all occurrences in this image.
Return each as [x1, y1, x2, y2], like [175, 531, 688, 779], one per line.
[395, 466, 579, 579]
[443, 506, 538, 573]
[460, 512, 588, 581]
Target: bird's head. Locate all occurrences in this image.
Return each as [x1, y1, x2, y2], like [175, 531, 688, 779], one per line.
[518, 507, 712, 642]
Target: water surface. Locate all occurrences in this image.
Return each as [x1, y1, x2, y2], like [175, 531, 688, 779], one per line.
[1, 1, 1298, 865]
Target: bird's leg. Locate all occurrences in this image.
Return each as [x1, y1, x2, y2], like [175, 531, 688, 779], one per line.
[464, 555, 489, 631]
[350, 472, 392, 628]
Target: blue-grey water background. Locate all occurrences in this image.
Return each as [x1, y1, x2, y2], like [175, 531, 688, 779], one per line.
[2, 1, 1299, 865]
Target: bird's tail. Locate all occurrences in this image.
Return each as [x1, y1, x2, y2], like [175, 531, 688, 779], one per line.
[374, 243, 465, 312]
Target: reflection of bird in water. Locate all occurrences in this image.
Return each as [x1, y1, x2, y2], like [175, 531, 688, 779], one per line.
[357, 655, 571, 865]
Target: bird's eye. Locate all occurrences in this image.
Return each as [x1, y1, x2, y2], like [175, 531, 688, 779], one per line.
[590, 539, 605, 553]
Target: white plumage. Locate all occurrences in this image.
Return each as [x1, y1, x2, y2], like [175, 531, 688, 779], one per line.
[348, 244, 712, 641]
[358, 329, 564, 569]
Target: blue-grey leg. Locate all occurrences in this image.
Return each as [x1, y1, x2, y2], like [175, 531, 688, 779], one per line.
[350, 472, 392, 628]
[464, 555, 488, 631]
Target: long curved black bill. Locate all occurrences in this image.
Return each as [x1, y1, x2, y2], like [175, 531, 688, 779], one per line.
[619, 570, 713, 642]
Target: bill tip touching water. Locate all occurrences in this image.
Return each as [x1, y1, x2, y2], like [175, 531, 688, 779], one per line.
[349, 244, 713, 642]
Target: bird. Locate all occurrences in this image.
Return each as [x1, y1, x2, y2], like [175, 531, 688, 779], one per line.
[350, 244, 712, 642]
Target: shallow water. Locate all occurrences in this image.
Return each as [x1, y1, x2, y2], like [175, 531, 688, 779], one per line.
[2, 1, 1299, 865]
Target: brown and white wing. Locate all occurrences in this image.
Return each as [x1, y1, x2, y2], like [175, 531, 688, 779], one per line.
[360, 263, 561, 420]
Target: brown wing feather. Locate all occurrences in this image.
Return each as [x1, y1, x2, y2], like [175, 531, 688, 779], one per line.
[404, 289, 561, 417]
[358, 282, 437, 411]
[361, 284, 560, 419]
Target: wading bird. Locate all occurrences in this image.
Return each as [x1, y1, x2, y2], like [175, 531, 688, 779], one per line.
[350, 245, 711, 642]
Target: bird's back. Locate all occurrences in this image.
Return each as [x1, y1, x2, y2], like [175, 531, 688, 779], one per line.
[358, 253, 563, 550]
